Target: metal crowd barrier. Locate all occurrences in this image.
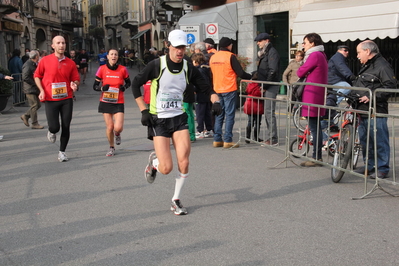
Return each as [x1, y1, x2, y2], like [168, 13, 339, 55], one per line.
[355, 88, 399, 199]
[11, 73, 25, 107]
[237, 79, 290, 156]
[237, 79, 399, 199]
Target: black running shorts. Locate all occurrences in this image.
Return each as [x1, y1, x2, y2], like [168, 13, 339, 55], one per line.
[147, 112, 188, 140]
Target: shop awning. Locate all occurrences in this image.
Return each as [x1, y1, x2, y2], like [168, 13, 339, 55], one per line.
[292, 0, 399, 44]
[178, 2, 237, 40]
[131, 29, 150, 40]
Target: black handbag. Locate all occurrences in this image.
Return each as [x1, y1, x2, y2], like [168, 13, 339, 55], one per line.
[292, 77, 306, 101]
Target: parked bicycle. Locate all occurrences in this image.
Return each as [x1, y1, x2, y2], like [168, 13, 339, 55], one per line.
[330, 92, 362, 183]
[289, 123, 338, 158]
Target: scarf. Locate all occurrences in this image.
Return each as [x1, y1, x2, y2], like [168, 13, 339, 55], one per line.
[303, 45, 324, 63]
[257, 42, 270, 58]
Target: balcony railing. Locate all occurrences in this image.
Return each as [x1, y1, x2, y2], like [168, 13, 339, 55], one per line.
[60, 6, 83, 27]
[105, 15, 121, 28]
[0, 0, 19, 14]
[121, 11, 139, 29]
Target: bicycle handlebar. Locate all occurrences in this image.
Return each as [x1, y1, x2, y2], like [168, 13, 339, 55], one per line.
[326, 89, 359, 101]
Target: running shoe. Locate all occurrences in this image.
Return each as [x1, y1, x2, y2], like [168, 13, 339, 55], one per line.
[204, 130, 213, 138]
[106, 147, 115, 157]
[115, 133, 121, 145]
[195, 132, 204, 139]
[47, 131, 56, 143]
[58, 151, 68, 162]
[171, 199, 188, 215]
[144, 152, 157, 183]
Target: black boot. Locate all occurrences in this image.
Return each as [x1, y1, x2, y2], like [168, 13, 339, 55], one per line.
[245, 126, 251, 144]
[254, 127, 263, 142]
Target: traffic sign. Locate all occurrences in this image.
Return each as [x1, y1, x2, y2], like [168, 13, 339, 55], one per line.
[205, 23, 219, 42]
[187, 34, 195, 44]
[180, 25, 200, 45]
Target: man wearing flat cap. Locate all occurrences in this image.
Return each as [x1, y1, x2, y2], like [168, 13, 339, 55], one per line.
[254, 32, 280, 146]
[204, 38, 217, 55]
[210, 37, 252, 148]
[328, 45, 355, 104]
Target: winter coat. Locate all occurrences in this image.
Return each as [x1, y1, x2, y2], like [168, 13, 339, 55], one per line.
[351, 53, 397, 115]
[297, 51, 328, 117]
[328, 52, 353, 85]
[282, 59, 302, 84]
[257, 43, 280, 83]
[22, 59, 39, 95]
[244, 82, 264, 115]
[8, 56, 22, 80]
[195, 65, 212, 103]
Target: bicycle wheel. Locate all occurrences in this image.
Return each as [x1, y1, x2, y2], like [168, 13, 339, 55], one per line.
[293, 106, 307, 132]
[326, 137, 338, 157]
[331, 124, 354, 183]
[351, 130, 361, 170]
[289, 138, 310, 158]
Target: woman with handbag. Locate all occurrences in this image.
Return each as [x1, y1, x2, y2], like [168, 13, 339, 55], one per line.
[297, 33, 328, 167]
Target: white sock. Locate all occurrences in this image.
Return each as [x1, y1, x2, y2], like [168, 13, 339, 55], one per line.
[172, 172, 188, 201]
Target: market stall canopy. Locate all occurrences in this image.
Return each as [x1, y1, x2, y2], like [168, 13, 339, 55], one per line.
[292, 0, 399, 44]
[178, 2, 237, 40]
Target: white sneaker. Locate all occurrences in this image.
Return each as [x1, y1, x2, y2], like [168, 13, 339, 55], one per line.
[58, 151, 68, 162]
[106, 147, 115, 156]
[195, 132, 204, 139]
[171, 199, 188, 215]
[47, 131, 56, 143]
[204, 130, 213, 138]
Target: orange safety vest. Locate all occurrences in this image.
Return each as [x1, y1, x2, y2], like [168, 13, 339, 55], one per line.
[208, 48, 217, 54]
[210, 50, 237, 94]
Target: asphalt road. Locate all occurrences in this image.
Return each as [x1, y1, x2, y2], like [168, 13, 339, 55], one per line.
[1, 63, 399, 266]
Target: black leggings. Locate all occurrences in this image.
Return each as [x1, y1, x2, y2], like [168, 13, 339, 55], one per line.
[45, 99, 73, 152]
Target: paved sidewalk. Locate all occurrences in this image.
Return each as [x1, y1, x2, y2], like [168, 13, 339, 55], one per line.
[1, 63, 399, 265]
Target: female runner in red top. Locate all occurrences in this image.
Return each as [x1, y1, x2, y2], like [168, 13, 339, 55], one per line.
[93, 48, 131, 156]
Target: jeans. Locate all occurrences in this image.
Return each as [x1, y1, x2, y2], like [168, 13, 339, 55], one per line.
[247, 114, 263, 141]
[263, 87, 278, 142]
[333, 81, 351, 105]
[358, 117, 390, 173]
[308, 117, 323, 160]
[214, 91, 236, 143]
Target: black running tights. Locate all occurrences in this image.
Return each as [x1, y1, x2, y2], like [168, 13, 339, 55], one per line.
[45, 99, 73, 152]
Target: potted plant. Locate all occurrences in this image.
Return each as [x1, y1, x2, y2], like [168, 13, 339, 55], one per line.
[0, 66, 13, 112]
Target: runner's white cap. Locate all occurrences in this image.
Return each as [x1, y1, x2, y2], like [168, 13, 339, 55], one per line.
[168, 30, 187, 47]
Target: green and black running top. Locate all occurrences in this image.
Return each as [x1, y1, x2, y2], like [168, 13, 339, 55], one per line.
[150, 55, 188, 118]
[132, 54, 215, 118]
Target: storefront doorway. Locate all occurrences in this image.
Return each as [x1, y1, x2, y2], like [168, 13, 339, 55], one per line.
[256, 12, 289, 77]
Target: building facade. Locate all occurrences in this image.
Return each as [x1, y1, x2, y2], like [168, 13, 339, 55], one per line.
[0, 0, 83, 69]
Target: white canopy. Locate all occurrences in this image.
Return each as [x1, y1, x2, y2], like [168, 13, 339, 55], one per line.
[292, 0, 399, 44]
[178, 2, 238, 40]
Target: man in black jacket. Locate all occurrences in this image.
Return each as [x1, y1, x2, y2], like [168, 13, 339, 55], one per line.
[328, 45, 355, 104]
[254, 33, 280, 146]
[352, 40, 397, 179]
[21, 50, 44, 129]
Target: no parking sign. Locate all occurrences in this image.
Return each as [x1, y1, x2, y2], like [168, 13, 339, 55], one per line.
[205, 23, 219, 43]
